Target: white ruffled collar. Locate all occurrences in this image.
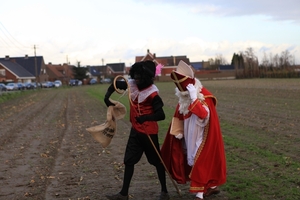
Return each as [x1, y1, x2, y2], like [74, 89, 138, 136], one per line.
[128, 79, 158, 103]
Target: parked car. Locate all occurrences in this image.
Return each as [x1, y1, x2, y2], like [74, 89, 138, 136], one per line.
[100, 78, 111, 84]
[41, 81, 54, 88]
[6, 83, 18, 91]
[89, 79, 97, 85]
[24, 82, 35, 90]
[41, 82, 47, 88]
[69, 79, 79, 86]
[32, 82, 41, 89]
[54, 80, 62, 88]
[17, 83, 25, 90]
[0, 83, 7, 91]
[49, 82, 54, 88]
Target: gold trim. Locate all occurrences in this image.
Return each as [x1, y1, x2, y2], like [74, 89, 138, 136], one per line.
[171, 71, 189, 91]
[189, 99, 199, 110]
[204, 95, 217, 106]
[190, 186, 205, 191]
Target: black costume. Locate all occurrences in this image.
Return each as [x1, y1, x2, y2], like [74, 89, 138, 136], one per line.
[104, 61, 169, 200]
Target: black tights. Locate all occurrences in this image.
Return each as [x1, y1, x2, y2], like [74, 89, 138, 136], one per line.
[120, 163, 168, 196]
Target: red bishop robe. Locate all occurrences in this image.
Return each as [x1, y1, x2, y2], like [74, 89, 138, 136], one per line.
[161, 87, 226, 193]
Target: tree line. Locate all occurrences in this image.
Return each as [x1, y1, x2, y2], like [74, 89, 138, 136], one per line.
[209, 47, 299, 78]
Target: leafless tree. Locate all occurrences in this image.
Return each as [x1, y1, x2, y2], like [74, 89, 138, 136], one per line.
[208, 58, 215, 65]
[273, 54, 279, 68]
[215, 54, 228, 65]
[240, 47, 259, 77]
[279, 50, 293, 69]
[261, 51, 269, 68]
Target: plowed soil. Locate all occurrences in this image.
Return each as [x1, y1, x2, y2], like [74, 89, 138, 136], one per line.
[3, 78, 299, 200]
[0, 87, 224, 200]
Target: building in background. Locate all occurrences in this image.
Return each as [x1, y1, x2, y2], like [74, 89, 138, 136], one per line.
[0, 55, 48, 83]
[46, 63, 74, 85]
[0, 60, 35, 83]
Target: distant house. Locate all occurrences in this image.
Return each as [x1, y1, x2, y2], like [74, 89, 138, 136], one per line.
[0, 60, 35, 83]
[106, 63, 126, 77]
[134, 49, 235, 80]
[87, 65, 107, 81]
[86, 63, 125, 82]
[135, 49, 191, 77]
[0, 55, 48, 82]
[135, 49, 190, 67]
[46, 63, 74, 85]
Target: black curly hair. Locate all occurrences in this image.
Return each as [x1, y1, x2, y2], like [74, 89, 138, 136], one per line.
[129, 60, 156, 90]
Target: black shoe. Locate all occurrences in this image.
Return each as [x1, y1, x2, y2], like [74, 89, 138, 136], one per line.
[204, 186, 220, 197]
[106, 193, 128, 200]
[158, 191, 170, 200]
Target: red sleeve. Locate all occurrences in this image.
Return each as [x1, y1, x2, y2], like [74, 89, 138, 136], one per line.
[188, 99, 208, 119]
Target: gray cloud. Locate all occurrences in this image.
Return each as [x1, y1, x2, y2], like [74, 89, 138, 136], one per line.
[140, 0, 300, 23]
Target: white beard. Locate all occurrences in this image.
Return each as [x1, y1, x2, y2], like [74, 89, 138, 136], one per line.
[175, 78, 204, 115]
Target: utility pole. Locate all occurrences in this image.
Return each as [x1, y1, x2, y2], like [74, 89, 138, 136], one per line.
[65, 55, 69, 85]
[34, 45, 38, 84]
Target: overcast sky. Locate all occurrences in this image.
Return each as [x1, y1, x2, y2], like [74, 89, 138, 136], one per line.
[0, 0, 299, 66]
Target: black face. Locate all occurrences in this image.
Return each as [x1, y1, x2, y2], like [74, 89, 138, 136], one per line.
[129, 61, 154, 90]
[133, 73, 142, 85]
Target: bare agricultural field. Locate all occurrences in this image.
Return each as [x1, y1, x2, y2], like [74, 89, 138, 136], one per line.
[0, 78, 299, 200]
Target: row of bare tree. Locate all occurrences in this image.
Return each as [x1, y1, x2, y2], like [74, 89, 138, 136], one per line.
[208, 47, 298, 78]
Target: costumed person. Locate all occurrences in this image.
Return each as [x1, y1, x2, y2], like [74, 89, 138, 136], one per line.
[161, 60, 226, 200]
[104, 60, 170, 200]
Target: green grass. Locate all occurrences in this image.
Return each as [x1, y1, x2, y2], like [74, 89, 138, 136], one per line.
[0, 89, 42, 103]
[221, 120, 300, 199]
[0, 91, 26, 103]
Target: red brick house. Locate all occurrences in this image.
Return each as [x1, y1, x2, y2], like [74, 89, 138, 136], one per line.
[0, 60, 35, 83]
[0, 55, 48, 83]
[134, 49, 191, 80]
[46, 63, 74, 85]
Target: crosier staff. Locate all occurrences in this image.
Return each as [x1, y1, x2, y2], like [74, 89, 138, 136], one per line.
[113, 75, 181, 196]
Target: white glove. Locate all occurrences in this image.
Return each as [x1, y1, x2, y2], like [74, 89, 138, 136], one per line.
[186, 84, 197, 102]
[175, 133, 183, 140]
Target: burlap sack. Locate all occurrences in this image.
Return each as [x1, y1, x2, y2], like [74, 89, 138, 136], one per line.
[86, 100, 126, 148]
[110, 99, 126, 120]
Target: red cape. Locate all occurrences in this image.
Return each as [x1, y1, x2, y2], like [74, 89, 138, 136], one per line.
[161, 87, 226, 193]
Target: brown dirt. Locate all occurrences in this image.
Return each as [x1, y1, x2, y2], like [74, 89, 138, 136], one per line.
[0, 87, 225, 200]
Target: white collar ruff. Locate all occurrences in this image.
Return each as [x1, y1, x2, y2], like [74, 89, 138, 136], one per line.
[128, 79, 158, 103]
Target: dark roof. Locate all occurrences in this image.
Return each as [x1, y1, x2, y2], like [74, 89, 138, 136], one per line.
[0, 60, 35, 78]
[88, 65, 106, 76]
[0, 56, 44, 76]
[107, 63, 125, 72]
